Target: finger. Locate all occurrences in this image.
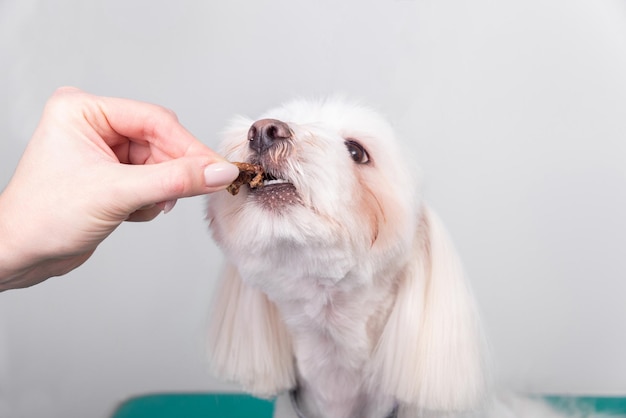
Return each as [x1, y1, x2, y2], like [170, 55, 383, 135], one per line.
[96, 95, 220, 160]
[161, 200, 177, 214]
[124, 200, 176, 222]
[125, 206, 163, 222]
[112, 157, 239, 212]
[49, 87, 222, 161]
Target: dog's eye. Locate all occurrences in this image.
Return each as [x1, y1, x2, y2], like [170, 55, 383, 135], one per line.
[345, 140, 370, 164]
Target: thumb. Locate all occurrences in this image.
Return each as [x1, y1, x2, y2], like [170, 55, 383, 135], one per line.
[116, 158, 239, 212]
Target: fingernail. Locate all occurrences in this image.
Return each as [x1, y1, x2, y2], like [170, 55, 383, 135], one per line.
[163, 199, 177, 214]
[204, 161, 240, 188]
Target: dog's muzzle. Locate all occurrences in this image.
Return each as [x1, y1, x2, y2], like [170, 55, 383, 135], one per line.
[245, 118, 300, 210]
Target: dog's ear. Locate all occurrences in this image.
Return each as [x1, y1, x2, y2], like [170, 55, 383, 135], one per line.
[372, 206, 488, 412]
[207, 264, 296, 397]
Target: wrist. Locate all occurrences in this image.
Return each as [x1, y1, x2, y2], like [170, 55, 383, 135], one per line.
[0, 191, 46, 290]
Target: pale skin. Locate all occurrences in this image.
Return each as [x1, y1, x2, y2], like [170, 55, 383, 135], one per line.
[0, 87, 240, 291]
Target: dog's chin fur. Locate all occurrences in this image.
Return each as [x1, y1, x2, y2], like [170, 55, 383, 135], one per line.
[206, 98, 489, 418]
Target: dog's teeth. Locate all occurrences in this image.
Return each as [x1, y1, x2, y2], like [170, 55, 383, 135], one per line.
[263, 179, 289, 186]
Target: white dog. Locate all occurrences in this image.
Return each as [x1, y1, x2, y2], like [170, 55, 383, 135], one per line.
[205, 99, 582, 418]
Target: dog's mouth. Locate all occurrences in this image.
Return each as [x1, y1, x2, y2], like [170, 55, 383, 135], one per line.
[227, 161, 301, 209]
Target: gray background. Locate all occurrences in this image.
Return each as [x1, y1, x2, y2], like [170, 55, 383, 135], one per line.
[1, 1, 625, 417]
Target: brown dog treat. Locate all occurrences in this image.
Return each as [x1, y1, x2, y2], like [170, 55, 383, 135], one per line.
[226, 162, 265, 195]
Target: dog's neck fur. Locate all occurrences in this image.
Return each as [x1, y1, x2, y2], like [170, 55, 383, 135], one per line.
[265, 261, 403, 418]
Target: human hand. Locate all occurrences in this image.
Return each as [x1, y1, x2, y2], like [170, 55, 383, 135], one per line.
[0, 87, 239, 290]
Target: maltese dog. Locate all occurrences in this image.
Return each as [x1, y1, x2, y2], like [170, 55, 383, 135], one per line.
[205, 99, 586, 418]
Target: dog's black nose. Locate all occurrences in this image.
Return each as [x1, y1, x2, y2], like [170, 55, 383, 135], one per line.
[248, 119, 291, 155]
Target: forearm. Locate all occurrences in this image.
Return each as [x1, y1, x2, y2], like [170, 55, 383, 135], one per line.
[0, 262, 48, 292]
[0, 192, 88, 291]
[0, 197, 40, 290]
[0, 255, 88, 291]
[0, 231, 38, 291]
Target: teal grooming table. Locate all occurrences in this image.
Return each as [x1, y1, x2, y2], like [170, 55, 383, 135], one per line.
[544, 396, 626, 416]
[111, 394, 274, 418]
[111, 394, 626, 418]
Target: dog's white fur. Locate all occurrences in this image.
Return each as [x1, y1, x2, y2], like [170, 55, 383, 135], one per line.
[206, 99, 567, 418]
